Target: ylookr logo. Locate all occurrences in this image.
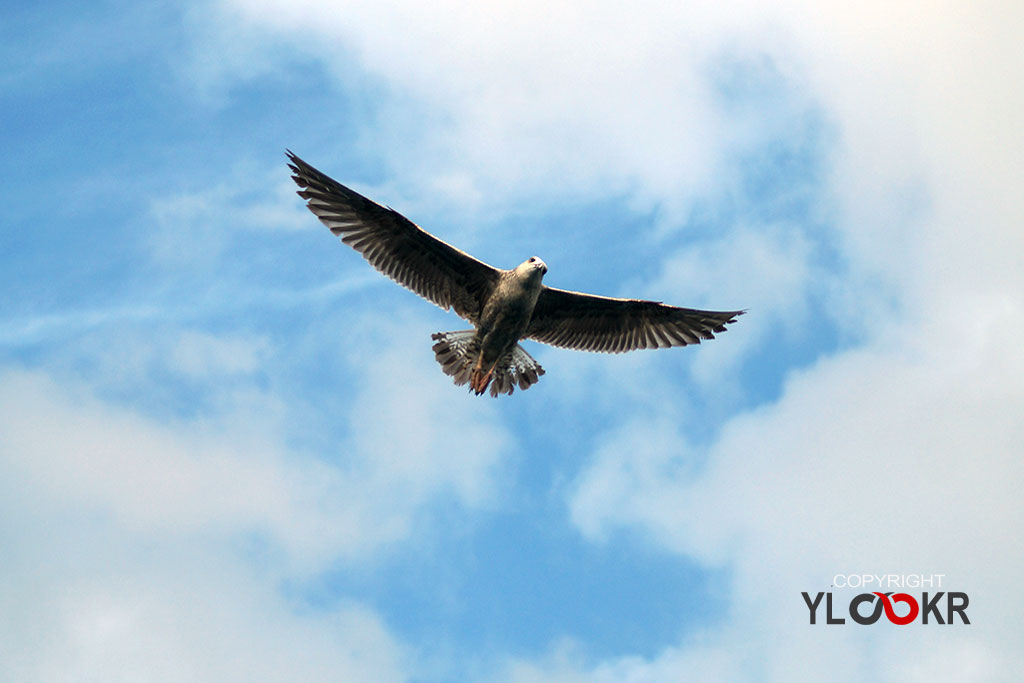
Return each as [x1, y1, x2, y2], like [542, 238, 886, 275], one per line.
[803, 574, 970, 626]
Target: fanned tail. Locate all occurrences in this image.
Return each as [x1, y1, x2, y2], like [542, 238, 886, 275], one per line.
[487, 343, 545, 397]
[431, 331, 477, 388]
[431, 332, 545, 397]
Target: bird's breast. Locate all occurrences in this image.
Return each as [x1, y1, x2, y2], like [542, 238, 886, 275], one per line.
[475, 274, 541, 358]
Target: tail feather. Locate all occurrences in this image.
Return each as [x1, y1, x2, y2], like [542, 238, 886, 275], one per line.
[431, 331, 544, 397]
[431, 331, 476, 388]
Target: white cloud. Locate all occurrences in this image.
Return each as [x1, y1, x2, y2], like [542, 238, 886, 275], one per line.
[0, 368, 323, 562]
[147, 163, 311, 269]
[572, 298, 1024, 559]
[502, 640, 751, 683]
[565, 183, 1024, 680]
[204, 0, 1023, 304]
[0, 309, 512, 569]
[208, 0, 763, 218]
[648, 223, 824, 391]
[0, 305, 516, 678]
[0, 513, 409, 683]
[169, 330, 271, 378]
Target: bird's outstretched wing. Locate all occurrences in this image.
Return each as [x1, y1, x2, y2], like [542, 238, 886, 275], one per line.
[525, 286, 744, 353]
[288, 151, 501, 323]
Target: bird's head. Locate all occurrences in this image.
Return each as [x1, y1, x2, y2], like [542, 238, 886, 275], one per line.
[517, 256, 548, 280]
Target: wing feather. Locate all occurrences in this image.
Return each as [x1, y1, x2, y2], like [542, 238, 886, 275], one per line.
[526, 286, 744, 353]
[287, 151, 500, 322]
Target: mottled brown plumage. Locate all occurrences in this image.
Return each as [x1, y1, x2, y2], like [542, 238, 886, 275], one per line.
[287, 151, 743, 396]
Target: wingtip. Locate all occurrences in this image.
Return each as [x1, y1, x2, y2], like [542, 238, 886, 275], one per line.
[285, 149, 307, 174]
[711, 308, 746, 334]
[286, 150, 310, 189]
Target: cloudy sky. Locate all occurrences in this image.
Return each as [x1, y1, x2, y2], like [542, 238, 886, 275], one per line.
[2, 0, 1022, 680]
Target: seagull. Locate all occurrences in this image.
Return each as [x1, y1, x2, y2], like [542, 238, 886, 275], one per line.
[287, 151, 743, 397]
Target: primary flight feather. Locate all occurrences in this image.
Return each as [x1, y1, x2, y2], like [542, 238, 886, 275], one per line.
[287, 151, 744, 397]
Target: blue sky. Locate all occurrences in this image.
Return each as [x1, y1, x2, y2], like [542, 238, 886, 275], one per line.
[2, 1, 1023, 681]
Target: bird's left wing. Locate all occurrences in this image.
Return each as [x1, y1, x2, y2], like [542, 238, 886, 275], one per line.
[525, 286, 743, 353]
[288, 151, 501, 323]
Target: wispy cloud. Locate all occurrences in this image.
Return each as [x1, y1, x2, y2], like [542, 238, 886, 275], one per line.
[1, 308, 512, 567]
[0, 495, 410, 682]
[565, 300, 1024, 677]
[147, 165, 312, 269]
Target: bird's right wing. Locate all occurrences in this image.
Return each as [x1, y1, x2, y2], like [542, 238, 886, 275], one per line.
[525, 286, 743, 353]
[288, 151, 501, 323]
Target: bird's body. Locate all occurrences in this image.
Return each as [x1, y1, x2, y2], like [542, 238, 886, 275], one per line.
[287, 151, 743, 396]
[459, 258, 547, 393]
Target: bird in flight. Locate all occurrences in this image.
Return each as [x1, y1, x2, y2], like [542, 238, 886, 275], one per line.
[287, 152, 743, 397]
